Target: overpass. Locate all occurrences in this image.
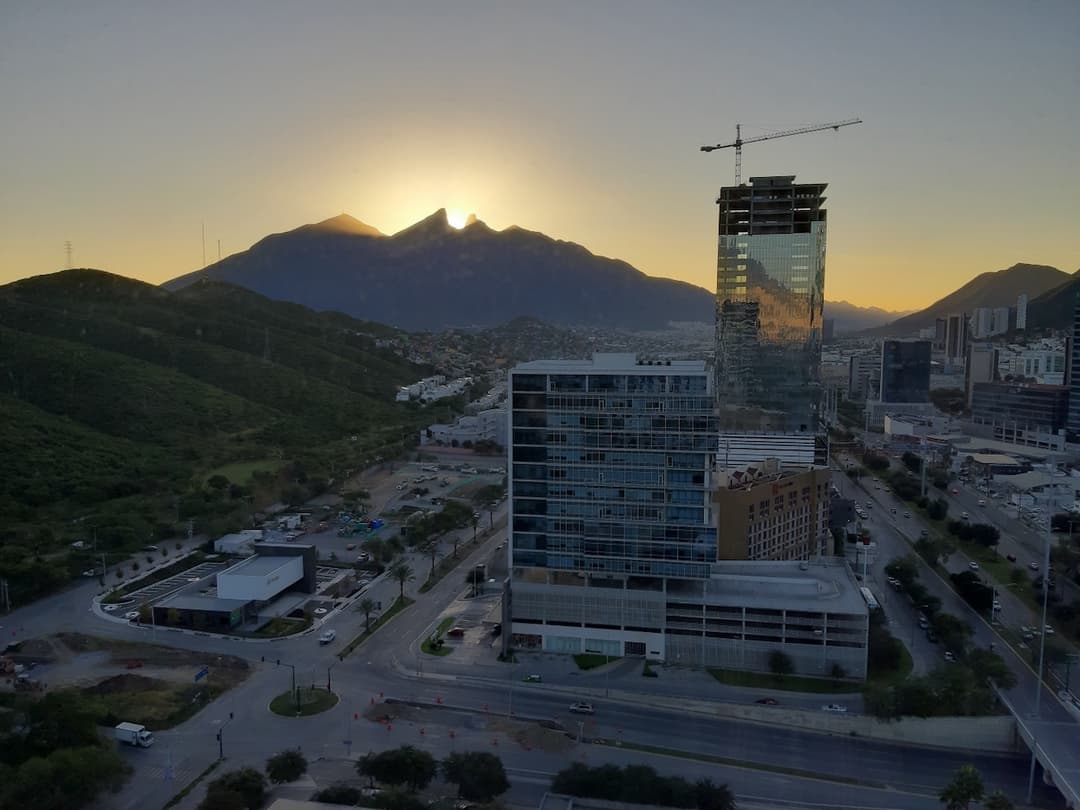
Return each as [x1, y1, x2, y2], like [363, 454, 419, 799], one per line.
[1000, 688, 1080, 809]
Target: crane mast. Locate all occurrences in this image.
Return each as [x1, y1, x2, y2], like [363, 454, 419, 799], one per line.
[701, 118, 862, 184]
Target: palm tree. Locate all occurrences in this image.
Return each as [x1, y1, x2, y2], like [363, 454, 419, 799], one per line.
[390, 562, 415, 601]
[426, 542, 438, 581]
[358, 597, 376, 633]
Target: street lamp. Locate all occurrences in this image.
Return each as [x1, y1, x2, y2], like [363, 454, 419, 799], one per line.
[262, 656, 299, 714]
[1026, 476, 1056, 804]
[216, 711, 234, 760]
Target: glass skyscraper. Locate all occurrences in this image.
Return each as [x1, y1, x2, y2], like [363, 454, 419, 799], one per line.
[509, 354, 717, 581]
[714, 176, 826, 436]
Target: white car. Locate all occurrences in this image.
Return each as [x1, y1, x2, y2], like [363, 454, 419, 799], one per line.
[944, 651, 957, 662]
[83, 569, 98, 577]
[569, 702, 595, 715]
[319, 630, 337, 645]
[977, 499, 986, 506]
[821, 704, 848, 713]
[1044, 625, 1055, 636]
[968, 561, 980, 571]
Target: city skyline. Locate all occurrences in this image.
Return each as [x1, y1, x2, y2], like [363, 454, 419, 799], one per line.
[2, 2, 1078, 311]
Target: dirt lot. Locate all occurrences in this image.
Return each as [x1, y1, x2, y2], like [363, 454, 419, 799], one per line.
[2, 633, 250, 730]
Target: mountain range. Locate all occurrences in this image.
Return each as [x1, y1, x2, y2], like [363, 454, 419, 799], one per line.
[165, 211, 717, 331]
[866, 263, 1072, 336]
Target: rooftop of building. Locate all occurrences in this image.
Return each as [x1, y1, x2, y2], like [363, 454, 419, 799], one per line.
[682, 560, 867, 614]
[154, 591, 251, 613]
[513, 353, 707, 374]
[970, 453, 1021, 465]
[219, 552, 304, 579]
[950, 436, 1056, 461]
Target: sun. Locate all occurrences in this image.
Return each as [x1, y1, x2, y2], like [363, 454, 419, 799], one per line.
[445, 209, 468, 229]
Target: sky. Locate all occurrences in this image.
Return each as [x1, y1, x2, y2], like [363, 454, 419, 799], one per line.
[1, 1, 1078, 311]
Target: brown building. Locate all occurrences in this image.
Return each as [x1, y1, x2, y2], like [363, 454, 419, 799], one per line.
[712, 460, 831, 560]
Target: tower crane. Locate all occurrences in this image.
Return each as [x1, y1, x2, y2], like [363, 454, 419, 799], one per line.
[701, 118, 862, 185]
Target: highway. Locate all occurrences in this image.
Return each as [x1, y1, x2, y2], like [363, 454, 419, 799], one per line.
[0, 467, 1067, 809]
[838, 458, 1080, 806]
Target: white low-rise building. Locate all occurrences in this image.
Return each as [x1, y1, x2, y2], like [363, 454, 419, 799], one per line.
[421, 405, 507, 447]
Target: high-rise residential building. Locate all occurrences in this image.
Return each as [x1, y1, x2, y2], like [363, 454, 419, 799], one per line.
[972, 307, 993, 339]
[965, 343, 998, 407]
[713, 175, 826, 445]
[1016, 293, 1028, 331]
[847, 351, 880, 401]
[505, 352, 868, 676]
[944, 313, 969, 365]
[991, 307, 1011, 336]
[1068, 295, 1080, 440]
[934, 317, 948, 352]
[879, 339, 931, 403]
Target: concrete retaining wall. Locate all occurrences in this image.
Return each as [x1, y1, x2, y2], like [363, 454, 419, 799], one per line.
[621, 692, 1020, 753]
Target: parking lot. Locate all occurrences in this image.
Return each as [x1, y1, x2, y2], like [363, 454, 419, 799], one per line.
[125, 561, 229, 604]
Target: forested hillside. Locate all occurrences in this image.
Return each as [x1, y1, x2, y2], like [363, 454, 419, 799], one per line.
[0, 270, 430, 604]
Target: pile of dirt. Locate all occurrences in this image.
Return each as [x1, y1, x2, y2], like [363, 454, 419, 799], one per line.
[54, 632, 249, 673]
[488, 716, 574, 753]
[364, 700, 422, 724]
[82, 673, 163, 695]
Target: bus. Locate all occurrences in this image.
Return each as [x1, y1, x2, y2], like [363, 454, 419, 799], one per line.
[859, 586, 880, 611]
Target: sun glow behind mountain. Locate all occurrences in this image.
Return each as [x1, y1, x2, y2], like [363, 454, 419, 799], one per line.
[445, 209, 469, 229]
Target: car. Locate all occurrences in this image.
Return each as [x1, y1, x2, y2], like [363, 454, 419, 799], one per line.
[918, 616, 929, 629]
[1029, 561, 1040, 571]
[345, 543, 357, 550]
[124, 610, 140, 621]
[903, 511, 911, 518]
[143, 545, 159, 552]
[83, 569, 98, 577]
[319, 630, 337, 645]
[1006, 553, 1017, 562]
[523, 674, 542, 683]
[977, 499, 986, 506]
[919, 529, 929, 539]
[1044, 625, 1055, 636]
[961, 511, 969, 520]
[992, 600, 1001, 611]
[569, 702, 595, 714]
[890, 507, 897, 514]
[356, 553, 371, 562]
[396, 483, 406, 491]
[103, 604, 119, 612]
[491, 623, 502, 637]
[755, 697, 779, 705]
[944, 651, 957, 662]
[821, 704, 848, 713]
[968, 561, 980, 570]
[951, 488, 959, 495]
[447, 627, 465, 638]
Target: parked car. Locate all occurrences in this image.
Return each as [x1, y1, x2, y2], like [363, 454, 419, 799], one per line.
[903, 511, 911, 518]
[143, 545, 159, 552]
[821, 704, 848, 713]
[319, 630, 337, 645]
[1044, 625, 1055, 636]
[755, 697, 779, 705]
[961, 511, 969, 520]
[523, 674, 542, 683]
[83, 569, 98, 577]
[1029, 561, 1040, 571]
[944, 651, 957, 662]
[447, 627, 465, 638]
[968, 561, 980, 571]
[977, 499, 986, 506]
[569, 702, 595, 714]
[1006, 554, 1017, 562]
[951, 488, 959, 494]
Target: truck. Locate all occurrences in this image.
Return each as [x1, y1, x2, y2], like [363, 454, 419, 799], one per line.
[115, 722, 155, 748]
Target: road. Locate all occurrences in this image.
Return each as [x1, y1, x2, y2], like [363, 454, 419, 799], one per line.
[839, 460, 1080, 806]
[0, 461, 1066, 809]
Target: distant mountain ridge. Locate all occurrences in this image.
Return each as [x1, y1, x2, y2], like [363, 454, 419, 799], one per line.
[824, 300, 912, 333]
[165, 210, 718, 331]
[866, 263, 1071, 335]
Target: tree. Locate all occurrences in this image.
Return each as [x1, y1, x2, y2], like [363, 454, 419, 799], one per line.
[969, 523, 1000, 548]
[932, 613, 973, 655]
[983, 789, 1014, 810]
[938, 764, 984, 809]
[359, 597, 376, 632]
[202, 768, 266, 810]
[767, 650, 794, 678]
[207, 475, 230, 493]
[928, 498, 948, 520]
[442, 751, 511, 802]
[885, 556, 919, 589]
[356, 746, 436, 792]
[313, 785, 362, 805]
[966, 649, 1017, 689]
[265, 748, 307, 784]
[197, 789, 248, 810]
[695, 778, 737, 810]
[390, 563, 415, 601]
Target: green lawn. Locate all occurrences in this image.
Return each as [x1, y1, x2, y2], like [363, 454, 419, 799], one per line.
[574, 653, 617, 670]
[252, 616, 311, 637]
[202, 459, 282, 486]
[707, 667, 864, 694]
[269, 686, 339, 717]
[421, 616, 457, 656]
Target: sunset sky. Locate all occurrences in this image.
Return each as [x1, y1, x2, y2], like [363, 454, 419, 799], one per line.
[1, 1, 1077, 310]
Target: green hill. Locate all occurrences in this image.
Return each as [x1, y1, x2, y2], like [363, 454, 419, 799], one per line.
[0, 269, 430, 604]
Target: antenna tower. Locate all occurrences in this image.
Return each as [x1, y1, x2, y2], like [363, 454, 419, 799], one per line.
[64, 241, 73, 268]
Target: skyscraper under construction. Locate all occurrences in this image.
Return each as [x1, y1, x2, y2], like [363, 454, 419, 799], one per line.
[714, 175, 827, 466]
